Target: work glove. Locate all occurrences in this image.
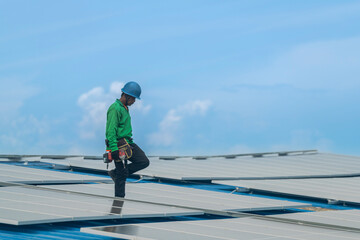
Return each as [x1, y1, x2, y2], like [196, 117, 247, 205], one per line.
[111, 150, 120, 160]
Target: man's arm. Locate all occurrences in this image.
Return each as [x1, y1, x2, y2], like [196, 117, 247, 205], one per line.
[106, 108, 120, 152]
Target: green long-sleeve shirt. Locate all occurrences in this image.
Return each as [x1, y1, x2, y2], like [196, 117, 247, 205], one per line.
[105, 99, 133, 151]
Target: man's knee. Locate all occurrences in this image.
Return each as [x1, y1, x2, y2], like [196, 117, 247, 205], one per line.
[140, 157, 150, 169]
[130, 143, 150, 170]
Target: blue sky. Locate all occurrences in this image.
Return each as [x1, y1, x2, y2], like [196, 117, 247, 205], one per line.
[1, 0, 360, 156]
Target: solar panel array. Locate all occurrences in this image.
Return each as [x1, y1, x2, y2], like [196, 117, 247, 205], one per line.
[36, 152, 360, 180]
[275, 210, 360, 230]
[137, 152, 360, 180]
[0, 164, 111, 184]
[1, 151, 360, 239]
[0, 185, 202, 225]
[82, 217, 360, 240]
[215, 177, 360, 204]
[44, 183, 310, 212]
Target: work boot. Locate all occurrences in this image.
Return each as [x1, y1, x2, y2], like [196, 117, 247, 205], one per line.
[110, 199, 124, 214]
[108, 169, 116, 182]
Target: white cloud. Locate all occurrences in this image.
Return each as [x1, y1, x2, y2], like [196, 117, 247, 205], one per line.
[77, 81, 152, 139]
[132, 100, 152, 114]
[110, 82, 123, 95]
[78, 87, 108, 128]
[148, 100, 212, 146]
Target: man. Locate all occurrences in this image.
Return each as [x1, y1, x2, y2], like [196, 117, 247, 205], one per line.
[105, 81, 150, 197]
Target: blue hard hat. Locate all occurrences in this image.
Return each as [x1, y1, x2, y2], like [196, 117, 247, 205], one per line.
[121, 81, 141, 99]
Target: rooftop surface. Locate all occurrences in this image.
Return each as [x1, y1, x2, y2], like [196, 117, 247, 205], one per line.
[1, 150, 360, 239]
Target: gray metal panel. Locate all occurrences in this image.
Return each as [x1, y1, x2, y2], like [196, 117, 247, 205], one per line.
[0, 156, 42, 162]
[81, 217, 360, 240]
[0, 163, 111, 184]
[0, 186, 203, 225]
[38, 156, 136, 172]
[39, 153, 360, 180]
[45, 183, 310, 212]
[138, 153, 360, 180]
[276, 210, 360, 229]
[215, 177, 360, 203]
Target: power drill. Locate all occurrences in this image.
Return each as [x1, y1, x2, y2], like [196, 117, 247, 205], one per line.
[103, 150, 113, 164]
[103, 149, 127, 169]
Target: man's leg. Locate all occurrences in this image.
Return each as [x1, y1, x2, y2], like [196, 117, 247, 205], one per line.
[127, 143, 150, 175]
[112, 160, 128, 197]
[109, 143, 149, 197]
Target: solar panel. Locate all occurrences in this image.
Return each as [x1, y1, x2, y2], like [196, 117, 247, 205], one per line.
[0, 155, 41, 162]
[276, 210, 360, 229]
[44, 183, 310, 212]
[41, 156, 116, 171]
[0, 185, 203, 225]
[214, 177, 360, 204]
[81, 217, 360, 240]
[138, 153, 360, 180]
[39, 153, 360, 181]
[0, 163, 111, 184]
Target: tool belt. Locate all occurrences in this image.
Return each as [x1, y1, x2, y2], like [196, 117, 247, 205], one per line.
[104, 138, 133, 162]
[116, 138, 133, 161]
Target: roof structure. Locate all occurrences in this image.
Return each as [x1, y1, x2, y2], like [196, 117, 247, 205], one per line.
[0, 164, 111, 184]
[82, 216, 360, 240]
[0, 184, 202, 225]
[215, 177, 360, 205]
[1, 150, 360, 239]
[28, 150, 360, 180]
[44, 183, 310, 212]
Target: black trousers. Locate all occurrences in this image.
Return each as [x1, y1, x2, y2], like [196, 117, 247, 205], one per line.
[112, 143, 150, 197]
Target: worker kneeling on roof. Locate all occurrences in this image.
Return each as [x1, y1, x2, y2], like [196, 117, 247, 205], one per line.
[105, 81, 150, 197]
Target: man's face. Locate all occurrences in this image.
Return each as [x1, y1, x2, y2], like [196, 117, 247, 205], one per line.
[127, 96, 136, 106]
